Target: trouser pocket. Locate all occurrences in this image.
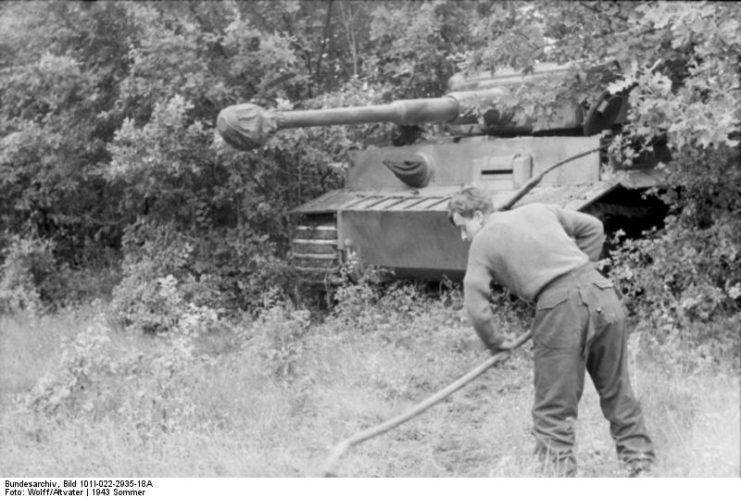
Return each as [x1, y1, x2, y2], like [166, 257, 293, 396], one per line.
[532, 287, 584, 350]
[580, 274, 624, 337]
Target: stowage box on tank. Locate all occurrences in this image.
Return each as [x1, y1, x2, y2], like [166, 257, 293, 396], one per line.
[217, 62, 670, 282]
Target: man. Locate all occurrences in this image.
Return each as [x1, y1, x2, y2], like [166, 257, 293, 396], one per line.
[447, 186, 655, 477]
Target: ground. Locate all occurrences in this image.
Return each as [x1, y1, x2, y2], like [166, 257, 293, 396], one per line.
[0, 302, 739, 478]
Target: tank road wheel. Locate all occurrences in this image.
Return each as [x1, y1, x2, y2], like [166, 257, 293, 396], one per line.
[290, 217, 342, 285]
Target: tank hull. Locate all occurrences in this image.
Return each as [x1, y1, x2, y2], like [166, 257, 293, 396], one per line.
[290, 172, 662, 281]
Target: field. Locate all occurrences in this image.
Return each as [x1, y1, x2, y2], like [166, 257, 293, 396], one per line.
[1, 283, 739, 479]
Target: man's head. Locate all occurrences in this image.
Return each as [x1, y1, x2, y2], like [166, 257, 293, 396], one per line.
[447, 187, 495, 242]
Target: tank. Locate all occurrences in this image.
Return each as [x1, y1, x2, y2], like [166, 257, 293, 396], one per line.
[217, 62, 670, 282]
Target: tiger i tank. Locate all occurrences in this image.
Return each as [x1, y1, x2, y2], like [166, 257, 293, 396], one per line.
[217, 62, 669, 282]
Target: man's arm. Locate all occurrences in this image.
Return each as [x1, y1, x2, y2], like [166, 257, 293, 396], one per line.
[463, 233, 508, 353]
[548, 205, 605, 261]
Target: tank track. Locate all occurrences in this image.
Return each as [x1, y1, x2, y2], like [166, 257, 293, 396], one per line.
[290, 217, 342, 284]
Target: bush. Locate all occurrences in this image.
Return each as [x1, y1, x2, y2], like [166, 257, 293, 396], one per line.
[24, 315, 200, 436]
[246, 305, 312, 384]
[610, 212, 740, 366]
[187, 226, 294, 314]
[329, 265, 386, 331]
[0, 233, 56, 314]
[111, 220, 203, 334]
[110, 219, 295, 334]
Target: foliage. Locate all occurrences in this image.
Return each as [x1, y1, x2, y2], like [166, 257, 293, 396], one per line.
[0, 1, 133, 264]
[247, 305, 312, 383]
[25, 314, 200, 436]
[459, 0, 741, 352]
[2, 2, 739, 481]
[0, 233, 56, 314]
[111, 220, 202, 334]
[367, 0, 482, 99]
[0, 1, 738, 359]
[110, 219, 287, 333]
[619, 2, 739, 151]
[609, 209, 740, 362]
[612, 213, 740, 321]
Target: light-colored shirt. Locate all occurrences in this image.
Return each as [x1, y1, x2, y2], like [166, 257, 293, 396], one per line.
[463, 203, 605, 349]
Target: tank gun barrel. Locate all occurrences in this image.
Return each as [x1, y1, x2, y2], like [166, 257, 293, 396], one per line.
[217, 89, 507, 150]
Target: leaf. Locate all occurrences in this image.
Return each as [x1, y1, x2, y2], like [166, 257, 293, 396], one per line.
[649, 72, 672, 97]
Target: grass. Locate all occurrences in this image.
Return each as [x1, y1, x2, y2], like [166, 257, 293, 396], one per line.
[1, 291, 739, 478]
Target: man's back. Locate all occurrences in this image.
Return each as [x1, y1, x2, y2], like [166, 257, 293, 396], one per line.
[464, 203, 604, 302]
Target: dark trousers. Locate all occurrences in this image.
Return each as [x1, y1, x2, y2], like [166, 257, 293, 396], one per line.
[530, 265, 655, 476]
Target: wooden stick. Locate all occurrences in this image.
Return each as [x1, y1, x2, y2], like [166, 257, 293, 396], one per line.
[499, 147, 602, 211]
[318, 330, 533, 477]
[318, 146, 599, 476]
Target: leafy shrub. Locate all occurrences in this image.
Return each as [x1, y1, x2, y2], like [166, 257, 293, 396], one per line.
[328, 263, 530, 344]
[188, 226, 294, 314]
[487, 283, 533, 332]
[611, 214, 740, 319]
[111, 220, 204, 334]
[0, 233, 56, 314]
[46, 255, 122, 307]
[110, 218, 295, 334]
[24, 311, 211, 435]
[329, 265, 386, 331]
[26, 317, 115, 417]
[246, 305, 312, 383]
[610, 212, 740, 366]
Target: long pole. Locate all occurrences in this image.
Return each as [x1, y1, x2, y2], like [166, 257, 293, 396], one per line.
[498, 146, 602, 211]
[318, 330, 532, 477]
[319, 147, 602, 476]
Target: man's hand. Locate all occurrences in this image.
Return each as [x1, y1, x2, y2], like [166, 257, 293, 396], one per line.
[483, 329, 518, 355]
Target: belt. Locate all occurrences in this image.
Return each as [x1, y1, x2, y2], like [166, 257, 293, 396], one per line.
[534, 262, 595, 304]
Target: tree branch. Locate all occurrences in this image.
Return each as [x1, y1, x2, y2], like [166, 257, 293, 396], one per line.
[314, 0, 335, 83]
[337, 1, 359, 78]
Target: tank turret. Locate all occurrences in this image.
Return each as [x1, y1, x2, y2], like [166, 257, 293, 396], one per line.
[218, 63, 669, 283]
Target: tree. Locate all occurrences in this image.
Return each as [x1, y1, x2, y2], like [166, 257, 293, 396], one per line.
[462, 1, 741, 329]
[0, 0, 737, 326]
[0, 1, 134, 264]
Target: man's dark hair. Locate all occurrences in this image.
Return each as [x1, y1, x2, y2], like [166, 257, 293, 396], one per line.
[447, 186, 495, 224]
